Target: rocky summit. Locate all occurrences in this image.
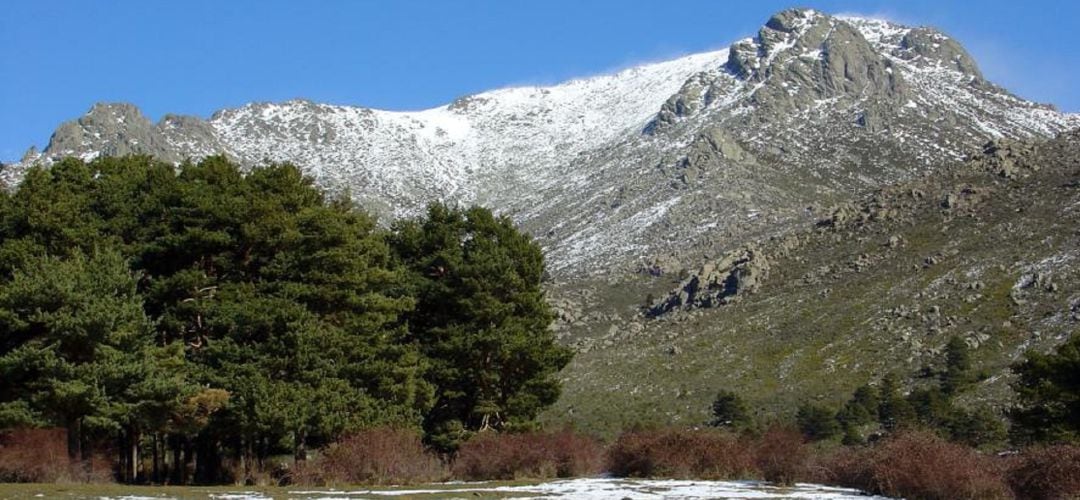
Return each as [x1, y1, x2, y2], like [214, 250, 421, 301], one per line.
[5, 8, 1079, 431]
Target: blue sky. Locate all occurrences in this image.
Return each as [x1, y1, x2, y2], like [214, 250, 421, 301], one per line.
[2, 1, 1077, 163]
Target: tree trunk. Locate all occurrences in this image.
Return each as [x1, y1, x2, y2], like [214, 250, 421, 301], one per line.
[170, 435, 183, 484]
[126, 426, 140, 483]
[293, 427, 308, 463]
[65, 416, 82, 462]
[151, 433, 160, 483]
[183, 436, 194, 484]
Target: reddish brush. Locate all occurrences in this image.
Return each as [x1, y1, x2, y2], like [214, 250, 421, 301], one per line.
[452, 428, 604, 480]
[755, 425, 809, 485]
[0, 427, 111, 483]
[1007, 444, 1080, 500]
[826, 431, 1012, 500]
[293, 427, 445, 486]
[606, 427, 756, 480]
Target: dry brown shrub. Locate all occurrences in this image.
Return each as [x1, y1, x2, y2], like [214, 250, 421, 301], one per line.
[293, 427, 446, 486]
[0, 428, 112, 483]
[452, 428, 605, 480]
[754, 425, 809, 485]
[606, 427, 756, 480]
[866, 431, 1010, 500]
[808, 445, 877, 492]
[1007, 444, 1080, 500]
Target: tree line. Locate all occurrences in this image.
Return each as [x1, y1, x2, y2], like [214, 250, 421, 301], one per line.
[710, 334, 1080, 448]
[0, 155, 571, 483]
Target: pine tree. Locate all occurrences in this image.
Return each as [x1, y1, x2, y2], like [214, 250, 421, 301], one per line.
[1010, 335, 1080, 444]
[796, 402, 840, 441]
[941, 336, 972, 396]
[392, 203, 572, 450]
[709, 390, 753, 430]
[0, 248, 158, 466]
[877, 374, 917, 431]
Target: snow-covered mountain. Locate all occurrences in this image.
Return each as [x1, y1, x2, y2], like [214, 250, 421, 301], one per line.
[6, 8, 1078, 278]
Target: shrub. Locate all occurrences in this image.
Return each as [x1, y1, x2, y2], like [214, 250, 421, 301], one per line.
[755, 425, 809, 485]
[606, 427, 755, 480]
[1007, 444, 1080, 500]
[859, 431, 1009, 500]
[452, 428, 604, 480]
[0, 428, 111, 483]
[293, 427, 445, 486]
[809, 445, 877, 491]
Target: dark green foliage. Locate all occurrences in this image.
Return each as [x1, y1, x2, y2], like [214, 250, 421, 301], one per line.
[0, 247, 173, 469]
[941, 336, 972, 396]
[708, 390, 753, 431]
[391, 203, 572, 450]
[795, 402, 839, 441]
[837, 385, 876, 424]
[826, 346, 1005, 448]
[877, 374, 917, 431]
[1010, 334, 1080, 444]
[946, 407, 1006, 448]
[836, 385, 878, 438]
[908, 387, 953, 428]
[0, 156, 572, 482]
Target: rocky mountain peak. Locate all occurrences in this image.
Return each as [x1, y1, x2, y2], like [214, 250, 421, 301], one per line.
[36, 102, 231, 166]
[727, 9, 907, 106]
[839, 17, 984, 82]
[44, 102, 159, 160]
[899, 27, 983, 79]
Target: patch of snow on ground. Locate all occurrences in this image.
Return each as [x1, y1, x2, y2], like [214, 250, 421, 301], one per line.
[244, 478, 890, 499]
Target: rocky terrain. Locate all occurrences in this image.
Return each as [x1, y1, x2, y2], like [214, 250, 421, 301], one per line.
[545, 129, 1080, 434]
[5, 8, 1079, 432]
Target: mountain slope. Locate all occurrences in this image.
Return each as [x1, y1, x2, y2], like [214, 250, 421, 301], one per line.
[545, 129, 1080, 435]
[7, 9, 1077, 280]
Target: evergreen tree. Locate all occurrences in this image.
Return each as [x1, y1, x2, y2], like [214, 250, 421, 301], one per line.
[908, 387, 953, 428]
[946, 407, 1006, 448]
[796, 402, 840, 441]
[836, 384, 878, 429]
[1010, 335, 1080, 444]
[391, 203, 572, 450]
[941, 336, 972, 396]
[0, 248, 165, 466]
[0, 156, 578, 479]
[708, 390, 753, 430]
[877, 374, 917, 431]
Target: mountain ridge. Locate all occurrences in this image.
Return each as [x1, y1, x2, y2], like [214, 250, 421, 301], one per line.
[5, 9, 1078, 281]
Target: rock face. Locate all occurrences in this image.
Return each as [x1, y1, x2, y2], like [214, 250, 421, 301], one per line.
[7, 9, 1079, 280]
[33, 103, 230, 165]
[726, 9, 907, 109]
[973, 138, 1040, 179]
[649, 246, 770, 315]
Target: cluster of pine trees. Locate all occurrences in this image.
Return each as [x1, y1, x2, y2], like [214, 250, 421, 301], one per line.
[0, 156, 571, 483]
[712, 334, 1080, 449]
